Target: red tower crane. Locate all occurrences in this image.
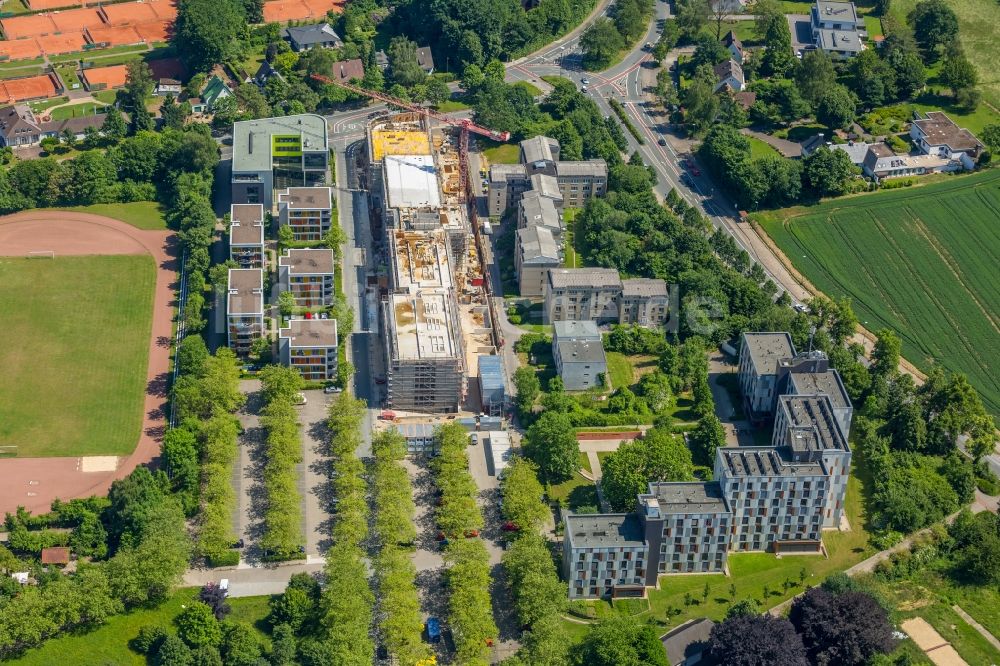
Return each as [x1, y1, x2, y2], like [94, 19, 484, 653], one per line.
[309, 74, 510, 196]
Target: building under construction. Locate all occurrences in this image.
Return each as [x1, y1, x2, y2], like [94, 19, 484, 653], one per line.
[371, 114, 476, 413]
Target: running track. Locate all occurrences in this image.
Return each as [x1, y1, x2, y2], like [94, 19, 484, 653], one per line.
[0, 211, 177, 515]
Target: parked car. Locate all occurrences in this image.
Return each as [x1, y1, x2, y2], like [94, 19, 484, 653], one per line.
[470, 434, 478, 446]
[426, 618, 442, 643]
[323, 385, 341, 394]
[657, 137, 666, 146]
[374, 376, 386, 385]
[581, 78, 590, 85]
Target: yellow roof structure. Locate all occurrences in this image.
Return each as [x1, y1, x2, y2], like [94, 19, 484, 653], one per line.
[372, 129, 431, 161]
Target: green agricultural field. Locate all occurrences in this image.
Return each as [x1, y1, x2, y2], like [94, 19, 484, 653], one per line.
[0, 255, 155, 457]
[9, 588, 273, 665]
[756, 171, 1000, 416]
[55, 202, 168, 230]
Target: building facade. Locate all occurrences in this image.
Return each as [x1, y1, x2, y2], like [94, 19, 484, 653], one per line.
[619, 279, 670, 327]
[478, 355, 506, 417]
[515, 225, 561, 297]
[231, 114, 329, 210]
[553, 320, 607, 390]
[277, 186, 332, 242]
[909, 111, 985, 169]
[229, 203, 265, 268]
[279, 318, 338, 381]
[737, 332, 796, 421]
[278, 248, 335, 308]
[226, 268, 264, 355]
[544, 268, 623, 324]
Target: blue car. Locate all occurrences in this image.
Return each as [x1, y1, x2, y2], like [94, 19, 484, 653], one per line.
[426, 617, 442, 643]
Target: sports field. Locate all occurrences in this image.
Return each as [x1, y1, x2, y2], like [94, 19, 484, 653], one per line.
[0, 255, 156, 457]
[757, 171, 1000, 416]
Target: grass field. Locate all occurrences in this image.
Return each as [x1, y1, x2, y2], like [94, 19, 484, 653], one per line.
[9, 588, 273, 665]
[49, 102, 106, 121]
[55, 202, 167, 230]
[483, 141, 520, 164]
[0, 255, 155, 457]
[747, 135, 781, 160]
[756, 171, 1000, 416]
[892, 0, 1000, 110]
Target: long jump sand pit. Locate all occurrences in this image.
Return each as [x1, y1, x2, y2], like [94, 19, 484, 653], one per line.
[0, 211, 177, 515]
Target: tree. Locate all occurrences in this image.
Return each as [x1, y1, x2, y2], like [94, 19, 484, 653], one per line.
[708, 614, 808, 666]
[69, 512, 108, 558]
[425, 76, 451, 107]
[753, 0, 794, 76]
[948, 509, 1000, 585]
[580, 18, 625, 70]
[161, 95, 190, 130]
[513, 366, 541, 415]
[676, 0, 710, 42]
[388, 37, 426, 87]
[500, 457, 549, 532]
[502, 533, 566, 626]
[614, 0, 648, 44]
[156, 635, 193, 666]
[850, 49, 897, 107]
[682, 66, 720, 134]
[123, 60, 154, 111]
[129, 104, 154, 135]
[270, 624, 297, 665]
[882, 32, 926, 99]
[576, 616, 669, 666]
[175, 602, 222, 648]
[789, 587, 896, 665]
[940, 49, 977, 97]
[219, 621, 263, 666]
[908, 0, 958, 62]
[816, 84, 857, 129]
[268, 585, 314, 632]
[794, 50, 837, 104]
[174, 0, 245, 73]
[874, 0, 890, 16]
[871, 328, 901, 379]
[802, 146, 857, 197]
[278, 224, 294, 248]
[198, 583, 231, 621]
[601, 429, 694, 510]
[726, 598, 760, 619]
[981, 124, 1000, 152]
[690, 415, 725, 466]
[524, 411, 578, 483]
[278, 290, 295, 317]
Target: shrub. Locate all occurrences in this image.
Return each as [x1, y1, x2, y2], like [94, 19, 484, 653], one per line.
[132, 625, 168, 654]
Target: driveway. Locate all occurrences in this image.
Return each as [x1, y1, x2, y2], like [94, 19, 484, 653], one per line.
[707, 353, 755, 446]
[297, 388, 333, 556]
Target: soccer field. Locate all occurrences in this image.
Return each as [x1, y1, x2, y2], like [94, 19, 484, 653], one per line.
[0, 255, 156, 457]
[757, 171, 1000, 416]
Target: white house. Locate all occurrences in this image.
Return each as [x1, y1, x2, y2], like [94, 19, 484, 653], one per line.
[909, 111, 985, 170]
[811, 0, 866, 57]
[713, 59, 744, 92]
[722, 30, 744, 64]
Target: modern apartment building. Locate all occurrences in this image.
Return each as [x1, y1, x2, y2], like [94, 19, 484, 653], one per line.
[811, 0, 866, 57]
[279, 318, 339, 381]
[517, 190, 562, 236]
[543, 268, 670, 327]
[226, 268, 264, 355]
[515, 225, 561, 297]
[563, 513, 648, 600]
[277, 186, 332, 242]
[278, 248, 335, 308]
[229, 204, 265, 268]
[231, 114, 329, 210]
[488, 136, 607, 215]
[737, 332, 796, 421]
[619, 279, 669, 327]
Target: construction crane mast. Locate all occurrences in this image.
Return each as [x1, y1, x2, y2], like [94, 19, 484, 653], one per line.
[311, 74, 511, 351]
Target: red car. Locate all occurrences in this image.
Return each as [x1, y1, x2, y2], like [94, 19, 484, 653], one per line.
[502, 521, 520, 532]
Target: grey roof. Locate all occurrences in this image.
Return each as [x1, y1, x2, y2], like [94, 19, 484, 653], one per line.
[548, 267, 621, 290]
[555, 160, 607, 178]
[375, 50, 389, 69]
[741, 332, 795, 375]
[788, 370, 851, 413]
[778, 394, 849, 452]
[517, 225, 560, 264]
[718, 447, 826, 477]
[415, 46, 434, 72]
[254, 60, 284, 85]
[816, 28, 864, 53]
[621, 278, 668, 298]
[644, 481, 731, 515]
[553, 320, 601, 341]
[478, 355, 505, 391]
[529, 173, 562, 201]
[227, 268, 263, 315]
[661, 618, 715, 666]
[830, 141, 871, 165]
[713, 59, 744, 84]
[278, 186, 332, 210]
[0, 104, 41, 139]
[233, 114, 328, 173]
[519, 191, 561, 231]
[489, 163, 528, 182]
[39, 114, 104, 136]
[394, 422, 436, 439]
[520, 135, 556, 164]
[279, 248, 335, 275]
[814, 0, 859, 23]
[566, 513, 645, 548]
[722, 30, 742, 51]
[912, 112, 984, 153]
[280, 318, 338, 347]
[230, 204, 264, 245]
[284, 23, 342, 49]
[556, 338, 606, 364]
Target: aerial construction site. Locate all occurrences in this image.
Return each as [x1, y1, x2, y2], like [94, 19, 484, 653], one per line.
[366, 112, 501, 414]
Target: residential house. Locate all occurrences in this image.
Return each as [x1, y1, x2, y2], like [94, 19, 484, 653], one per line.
[278, 248, 335, 307]
[553, 320, 607, 390]
[253, 60, 285, 89]
[155, 78, 182, 96]
[861, 143, 954, 179]
[284, 23, 343, 52]
[712, 59, 744, 92]
[544, 267, 623, 324]
[722, 30, 744, 64]
[415, 46, 434, 74]
[661, 618, 715, 666]
[231, 115, 329, 210]
[189, 75, 232, 113]
[516, 225, 561, 297]
[811, 0, 866, 57]
[277, 186, 332, 241]
[330, 58, 364, 84]
[909, 111, 984, 170]
[619, 278, 669, 327]
[227, 268, 264, 355]
[0, 104, 41, 147]
[801, 135, 871, 166]
[279, 318, 338, 381]
[229, 203, 265, 268]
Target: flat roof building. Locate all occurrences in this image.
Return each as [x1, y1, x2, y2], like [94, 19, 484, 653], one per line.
[231, 114, 329, 210]
[279, 248, 335, 307]
[738, 332, 796, 420]
[277, 186, 332, 242]
[279, 318, 339, 381]
[229, 203, 265, 268]
[227, 268, 264, 355]
[384, 154, 441, 209]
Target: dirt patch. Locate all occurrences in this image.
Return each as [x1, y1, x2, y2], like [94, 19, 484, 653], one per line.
[0, 211, 177, 514]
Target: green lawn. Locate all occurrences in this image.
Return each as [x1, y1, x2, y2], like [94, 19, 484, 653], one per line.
[562, 207, 584, 268]
[27, 96, 70, 113]
[547, 471, 598, 510]
[863, 15, 884, 38]
[908, 92, 999, 136]
[892, 0, 1000, 109]
[605, 352, 634, 390]
[0, 0, 32, 14]
[747, 135, 781, 161]
[512, 80, 542, 97]
[561, 468, 873, 642]
[483, 142, 521, 164]
[93, 89, 120, 105]
[436, 98, 470, 112]
[55, 202, 168, 230]
[0, 62, 44, 79]
[55, 66, 82, 92]
[756, 170, 1000, 416]
[702, 20, 758, 45]
[9, 588, 273, 665]
[49, 102, 106, 121]
[0, 255, 156, 457]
